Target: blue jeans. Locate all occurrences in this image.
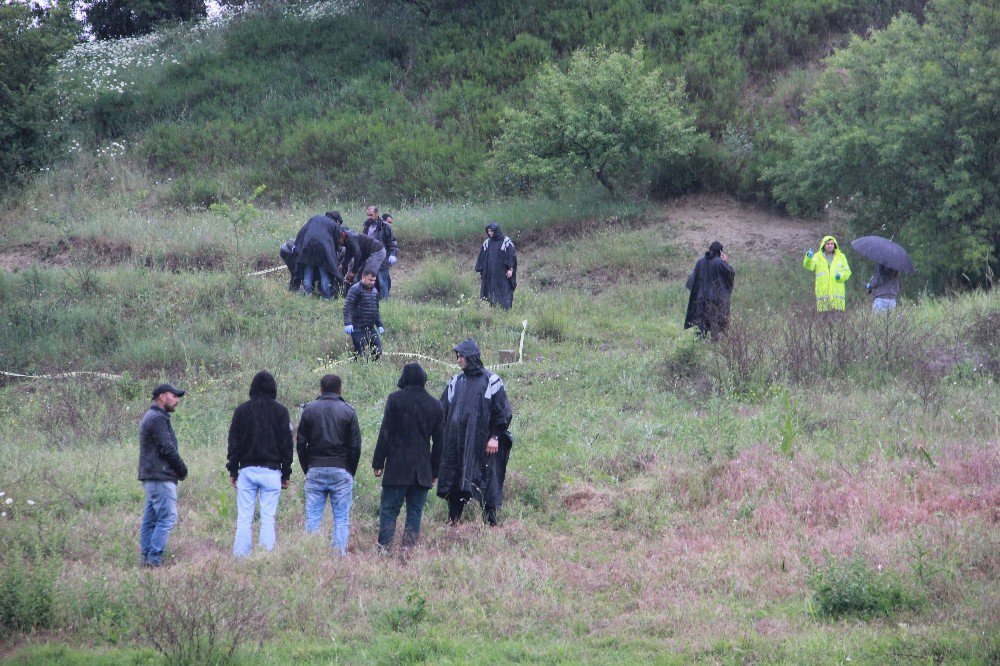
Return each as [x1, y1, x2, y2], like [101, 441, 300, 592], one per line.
[377, 267, 391, 300]
[139, 481, 177, 566]
[350, 328, 383, 360]
[233, 467, 282, 558]
[304, 467, 353, 556]
[873, 297, 897, 312]
[378, 485, 429, 550]
[301, 264, 334, 300]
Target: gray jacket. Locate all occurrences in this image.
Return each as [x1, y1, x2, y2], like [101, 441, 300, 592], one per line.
[868, 265, 900, 300]
[138, 405, 188, 483]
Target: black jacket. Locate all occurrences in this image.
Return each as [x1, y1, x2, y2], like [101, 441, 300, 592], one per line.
[138, 405, 188, 483]
[296, 393, 361, 476]
[226, 371, 294, 481]
[294, 215, 343, 279]
[476, 222, 517, 310]
[684, 251, 735, 332]
[362, 218, 399, 270]
[342, 232, 384, 276]
[437, 339, 513, 508]
[343, 281, 382, 330]
[372, 364, 444, 488]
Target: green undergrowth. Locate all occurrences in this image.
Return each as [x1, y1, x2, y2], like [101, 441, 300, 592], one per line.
[0, 247, 997, 662]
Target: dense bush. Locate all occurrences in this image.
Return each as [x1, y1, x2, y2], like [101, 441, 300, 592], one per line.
[0, 2, 78, 189]
[810, 554, 917, 620]
[490, 43, 698, 196]
[772, 0, 999, 289]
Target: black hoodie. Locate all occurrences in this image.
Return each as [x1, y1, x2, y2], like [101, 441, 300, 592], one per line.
[226, 371, 294, 481]
[371, 363, 444, 488]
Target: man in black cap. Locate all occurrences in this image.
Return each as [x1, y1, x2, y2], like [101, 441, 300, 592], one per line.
[437, 339, 513, 526]
[137, 383, 189, 567]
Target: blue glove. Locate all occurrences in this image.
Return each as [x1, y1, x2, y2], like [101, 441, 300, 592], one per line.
[866, 281, 873, 291]
[388, 256, 396, 266]
[378, 327, 385, 335]
[344, 325, 354, 335]
[835, 273, 841, 281]
[806, 250, 814, 259]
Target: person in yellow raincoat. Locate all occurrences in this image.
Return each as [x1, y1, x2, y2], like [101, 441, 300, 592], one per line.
[803, 235, 851, 311]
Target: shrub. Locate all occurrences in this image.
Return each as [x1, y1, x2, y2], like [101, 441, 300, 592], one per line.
[809, 554, 918, 620]
[0, 552, 56, 637]
[136, 561, 271, 666]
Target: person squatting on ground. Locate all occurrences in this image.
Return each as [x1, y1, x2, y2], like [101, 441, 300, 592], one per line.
[362, 205, 399, 300]
[341, 228, 385, 287]
[867, 264, 900, 312]
[476, 221, 517, 310]
[803, 235, 851, 312]
[684, 240, 735, 339]
[294, 213, 344, 299]
[437, 339, 513, 526]
[137, 383, 188, 567]
[372, 363, 444, 552]
[343, 269, 384, 360]
[296, 374, 361, 557]
[226, 370, 293, 558]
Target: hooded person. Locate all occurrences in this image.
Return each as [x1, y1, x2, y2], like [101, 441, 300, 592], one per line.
[476, 222, 517, 310]
[803, 235, 851, 312]
[294, 213, 344, 299]
[437, 339, 513, 526]
[684, 241, 735, 339]
[279, 238, 303, 292]
[371, 363, 445, 551]
[226, 370, 293, 558]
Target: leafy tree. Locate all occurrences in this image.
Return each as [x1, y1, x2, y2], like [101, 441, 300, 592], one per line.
[86, 0, 206, 40]
[490, 43, 698, 196]
[771, 0, 999, 289]
[0, 1, 78, 188]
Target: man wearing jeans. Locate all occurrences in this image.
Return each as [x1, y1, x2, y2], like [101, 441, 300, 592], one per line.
[296, 374, 361, 556]
[372, 363, 444, 552]
[138, 383, 189, 567]
[226, 371, 293, 558]
[343, 269, 384, 360]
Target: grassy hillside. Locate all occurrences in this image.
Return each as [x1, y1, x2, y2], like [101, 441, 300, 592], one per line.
[2, 0, 929, 215]
[1, 207, 997, 663]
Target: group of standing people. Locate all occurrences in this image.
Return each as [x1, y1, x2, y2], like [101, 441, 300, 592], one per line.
[683, 233, 902, 339]
[136, 338, 513, 566]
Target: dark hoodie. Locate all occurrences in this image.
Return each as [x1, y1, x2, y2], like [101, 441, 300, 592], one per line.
[437, 339, 514, 508]
[226, 371, 294, 481]
[371, 363, 445, 488]
[476, 222, 517, 310]
[684, 241, 735, 334]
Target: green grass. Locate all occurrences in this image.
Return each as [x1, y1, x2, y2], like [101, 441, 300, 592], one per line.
[0, 204, 997, 663]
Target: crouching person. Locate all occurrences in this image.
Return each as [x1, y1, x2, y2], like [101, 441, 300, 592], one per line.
[227, 371, 293, 558]
[372, 363, 444, 553]
[297, 374, 361, 556]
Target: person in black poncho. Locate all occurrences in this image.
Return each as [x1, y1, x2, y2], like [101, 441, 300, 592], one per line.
[476, 222, 517, 310]
[437, 338, 513, 526]
[684, 240, 735, 340]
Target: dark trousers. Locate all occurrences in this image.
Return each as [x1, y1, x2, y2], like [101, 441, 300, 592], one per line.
[378, 485, 429, 549]
[350, 328, 382, 360]
[447, 495, 497, 526]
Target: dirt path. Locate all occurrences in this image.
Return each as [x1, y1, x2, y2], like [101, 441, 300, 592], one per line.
[0, 194, 831, 273]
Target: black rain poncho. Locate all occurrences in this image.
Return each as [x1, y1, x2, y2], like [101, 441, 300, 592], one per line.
[437, 339, 513, 510]
[476, 222, 517, 310]
[684, 243, 735, 337]
[294, 214, 343, 281]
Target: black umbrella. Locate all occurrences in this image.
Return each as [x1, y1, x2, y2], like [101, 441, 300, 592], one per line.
[850, 236, 915, 274]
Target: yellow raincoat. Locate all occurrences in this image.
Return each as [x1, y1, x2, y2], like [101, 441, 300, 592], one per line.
[803, 235, 851, 311]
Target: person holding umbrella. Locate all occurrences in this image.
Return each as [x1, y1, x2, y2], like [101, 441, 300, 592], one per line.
[803, 235, 851, 312]
[850, 236, 916, 312]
